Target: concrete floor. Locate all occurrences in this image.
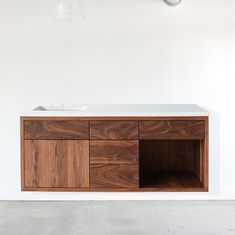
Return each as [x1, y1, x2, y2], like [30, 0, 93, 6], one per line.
[0, 201, 235, 235]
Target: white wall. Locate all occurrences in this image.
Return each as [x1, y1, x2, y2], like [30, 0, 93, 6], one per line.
[0, 0, 235, 200]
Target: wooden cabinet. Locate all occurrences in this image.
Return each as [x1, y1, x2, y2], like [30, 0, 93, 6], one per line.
[21, 116, 208, 192]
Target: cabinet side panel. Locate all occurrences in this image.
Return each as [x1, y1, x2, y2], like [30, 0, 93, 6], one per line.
[203, 117, 209, 191]
[21, 118, 25, 189]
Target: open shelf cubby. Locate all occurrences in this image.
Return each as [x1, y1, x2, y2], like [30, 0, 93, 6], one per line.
[140, 140, 204, 190]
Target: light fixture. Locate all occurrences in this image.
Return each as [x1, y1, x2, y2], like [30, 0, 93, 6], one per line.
[163, 0, 181, 6]
[55, 0, 84, 20]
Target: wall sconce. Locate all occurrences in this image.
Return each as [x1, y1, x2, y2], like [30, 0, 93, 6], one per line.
[55, 0, 84, 20]
[163, 0, 181, 6]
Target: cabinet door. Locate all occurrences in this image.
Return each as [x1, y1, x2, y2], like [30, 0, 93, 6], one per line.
[24, 140, 89, 188]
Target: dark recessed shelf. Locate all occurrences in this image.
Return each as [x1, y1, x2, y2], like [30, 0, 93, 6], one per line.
[140, 140, 204, 190]
[140, 171, 203, 189]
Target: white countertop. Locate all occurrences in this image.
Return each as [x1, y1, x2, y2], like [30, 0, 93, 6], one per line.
[21, 104, 209, 117]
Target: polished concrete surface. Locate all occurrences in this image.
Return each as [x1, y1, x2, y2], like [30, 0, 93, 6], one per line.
[0, 201, 235, 235]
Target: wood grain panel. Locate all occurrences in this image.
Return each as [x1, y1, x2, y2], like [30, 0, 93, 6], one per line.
[90, 121, 138, 139]
[140, 120, 205, 139]
[24, 121, 89, 140]
[90, 140, 138, 164]
[139, 140, 200, 172]
[193, 140, 203, 181]
[140, 172, 203, 189]
[90, 164, 139, 188]
[203, 116, 209, 191]
[24, 140, 89, 188]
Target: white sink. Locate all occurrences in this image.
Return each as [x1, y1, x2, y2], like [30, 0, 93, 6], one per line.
[34, 105, 87, 111]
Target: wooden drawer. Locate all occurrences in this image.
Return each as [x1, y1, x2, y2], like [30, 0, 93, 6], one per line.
[24, 121, 89, 140]
[90, 164, 139, 188]
[90, 140, 138, 164]
[139, 120, 205, 139]
[90, 121, 138, 139]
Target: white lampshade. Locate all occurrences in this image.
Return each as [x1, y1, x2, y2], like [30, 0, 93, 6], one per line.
[55, 0, 84, 20]
[163, 0, 181, 6]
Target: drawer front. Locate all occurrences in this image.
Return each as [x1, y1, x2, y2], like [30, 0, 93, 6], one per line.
[24, 121, 89, 140]
[139, 120, 205, 139]
[90, 140, 139, 164]
[90, 164, 139, 188]
[90, 121, 138, 139]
